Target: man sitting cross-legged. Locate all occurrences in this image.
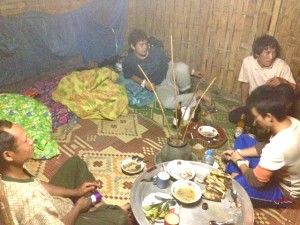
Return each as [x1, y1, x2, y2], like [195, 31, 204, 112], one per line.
[122, 29, 212, 109]
[222, 84, 300, 207]
[0, 120, 132, 225]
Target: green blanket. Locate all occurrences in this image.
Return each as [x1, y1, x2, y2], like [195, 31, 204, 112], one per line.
[0, 94, 59, 159]
[52, 68, 128, 120]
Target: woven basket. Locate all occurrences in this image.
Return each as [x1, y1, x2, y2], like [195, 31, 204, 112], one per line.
[188, 139, 207, 161]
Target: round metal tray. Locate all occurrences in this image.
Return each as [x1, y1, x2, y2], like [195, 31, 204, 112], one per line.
[130, 162, 254, 225]
[154, 151, 198, 165]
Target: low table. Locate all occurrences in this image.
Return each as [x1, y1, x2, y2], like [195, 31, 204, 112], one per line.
[181, 122, 228, 148]
[130, 162, 254, 225]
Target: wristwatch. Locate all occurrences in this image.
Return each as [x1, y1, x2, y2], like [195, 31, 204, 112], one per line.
[141, 79, 146, 88]
[236, 159, 249, 168]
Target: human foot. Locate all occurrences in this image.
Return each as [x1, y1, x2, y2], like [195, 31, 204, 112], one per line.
[121, 203, 132, 214]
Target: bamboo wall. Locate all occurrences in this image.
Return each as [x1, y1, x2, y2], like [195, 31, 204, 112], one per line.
[0, 0, 91, 15]
[127, 0, 300, 95]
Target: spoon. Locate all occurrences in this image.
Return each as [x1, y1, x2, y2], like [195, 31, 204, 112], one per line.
[209, 219, 234, 225]
[154, 195, 176, 206]
[230, 189, 238, 207]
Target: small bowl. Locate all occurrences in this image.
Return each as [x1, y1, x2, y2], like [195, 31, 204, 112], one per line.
[121, 158, 144, 174]
[188, 139, 207, 160]
[171, 180, 202, 204]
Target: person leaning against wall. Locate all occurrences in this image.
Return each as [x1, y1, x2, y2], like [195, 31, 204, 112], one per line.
[0, 120, 132, 225]
[122, 29, 212, 109]
[228, 34, 297, 127]
[222, 84, 300, 208]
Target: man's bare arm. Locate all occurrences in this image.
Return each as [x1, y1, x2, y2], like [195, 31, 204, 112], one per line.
[131, 74, 155, 91]
[240, 82, 249, 106]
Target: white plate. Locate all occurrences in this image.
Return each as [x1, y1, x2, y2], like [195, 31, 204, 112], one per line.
[166, 160, 196, 180]
[197, 126, 219, 138]
[171, 180, 202, 204]
[142, 192, 180, 223]
[121, 158, 144, 174]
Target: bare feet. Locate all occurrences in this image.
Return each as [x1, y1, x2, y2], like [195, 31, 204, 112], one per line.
[231, 173, 239, 179]
[122, 203, 134, 225]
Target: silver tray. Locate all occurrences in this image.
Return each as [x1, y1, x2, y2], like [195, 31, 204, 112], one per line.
[154, 151, 198, 164]
[130, 161, 254, 225]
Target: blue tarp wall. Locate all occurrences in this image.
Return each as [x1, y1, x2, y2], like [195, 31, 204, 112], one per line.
[0, 0, 128, 87]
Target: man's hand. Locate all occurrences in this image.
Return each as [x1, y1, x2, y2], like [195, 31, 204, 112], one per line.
[144, 81, 156, 91]
[75, 182, 100, 197]
[266, 77, 286, 87]
[191, 70, 205, 79]
[74, 196, 93, 213]
[221, 150, 234, 161]
[230, 151, 244, 163]
[221, 150, 244, 163]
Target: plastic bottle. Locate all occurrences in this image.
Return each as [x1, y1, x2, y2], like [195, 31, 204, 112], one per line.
[172, 102, 182, 128]
[202, 149, 214, 166]
[89, 191, 102, 204]
[234, 113, 245, 138]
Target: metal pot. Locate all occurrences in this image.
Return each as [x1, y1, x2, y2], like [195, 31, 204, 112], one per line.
[160, 136, 193, 162]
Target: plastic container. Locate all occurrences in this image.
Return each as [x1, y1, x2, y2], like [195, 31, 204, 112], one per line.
[202, 149, 214, 166]
[89, 191, 102, 204]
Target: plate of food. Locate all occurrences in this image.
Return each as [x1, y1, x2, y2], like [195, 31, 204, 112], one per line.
[197, 126, 219, 138]
[121, 157, 144, 174]
[166, 160, 195, 180]
[171, 180, 202, 204]
[142, 192, 179, 223]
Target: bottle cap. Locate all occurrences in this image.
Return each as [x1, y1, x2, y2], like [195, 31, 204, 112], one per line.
[207, 149, 213, 155]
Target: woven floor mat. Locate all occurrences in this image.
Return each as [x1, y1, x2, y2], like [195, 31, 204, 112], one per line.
[25, 111, 300, 225]
[130, 91, 237, 152]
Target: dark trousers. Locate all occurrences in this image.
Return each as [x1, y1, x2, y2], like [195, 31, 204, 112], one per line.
[49, 156, 129, 225]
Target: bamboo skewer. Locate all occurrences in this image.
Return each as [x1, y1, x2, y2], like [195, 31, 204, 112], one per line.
[170, 35, 180, 138]
[138, 64, 172, 137]
[182, 60, 207, 124]
[182, 77, 217, 141]
[180, 78, 203, 123]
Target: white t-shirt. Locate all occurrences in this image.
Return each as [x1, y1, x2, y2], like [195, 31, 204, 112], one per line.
[259, 117, 300, 198]
[238, 56, 296, 94]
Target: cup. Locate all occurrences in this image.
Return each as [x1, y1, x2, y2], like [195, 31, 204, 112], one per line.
[155, 171, 170, 189]
[181, 107, 191, 120]
[164, 212, 180, 225]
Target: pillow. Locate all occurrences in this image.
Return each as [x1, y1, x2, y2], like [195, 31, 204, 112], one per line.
[0, 94, 59, 159]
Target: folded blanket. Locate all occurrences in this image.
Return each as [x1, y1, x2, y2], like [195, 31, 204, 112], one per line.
[0, 94, 59, 159]
[52, 68, 128, 120]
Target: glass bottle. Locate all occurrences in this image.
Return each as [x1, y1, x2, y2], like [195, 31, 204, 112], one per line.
[172, 102, 182, 128]
[234, 113, 245, 138]
[191, 104, 201, 122]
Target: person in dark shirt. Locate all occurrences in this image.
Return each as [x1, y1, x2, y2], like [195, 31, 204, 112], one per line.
[122, 29, 211, 109]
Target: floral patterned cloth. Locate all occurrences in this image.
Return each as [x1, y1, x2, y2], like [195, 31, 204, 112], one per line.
[21, 74, 77, 129]
[52, 68, 128, 120]
[0, 94, 59, 159]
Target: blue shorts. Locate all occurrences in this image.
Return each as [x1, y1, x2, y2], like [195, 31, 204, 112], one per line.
[225, 135, 293, 207]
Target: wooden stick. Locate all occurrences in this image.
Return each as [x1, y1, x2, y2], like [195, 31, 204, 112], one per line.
[182, 77, 217, 141]
[170, 35, 180, 138]
[138, 64, 171, 137]
[181, 78, 203, 121]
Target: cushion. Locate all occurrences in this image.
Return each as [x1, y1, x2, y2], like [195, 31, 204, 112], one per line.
[0, 94, 59, 159]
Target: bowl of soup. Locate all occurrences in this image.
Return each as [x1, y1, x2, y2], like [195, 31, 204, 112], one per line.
[171, 180, 202, 204]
